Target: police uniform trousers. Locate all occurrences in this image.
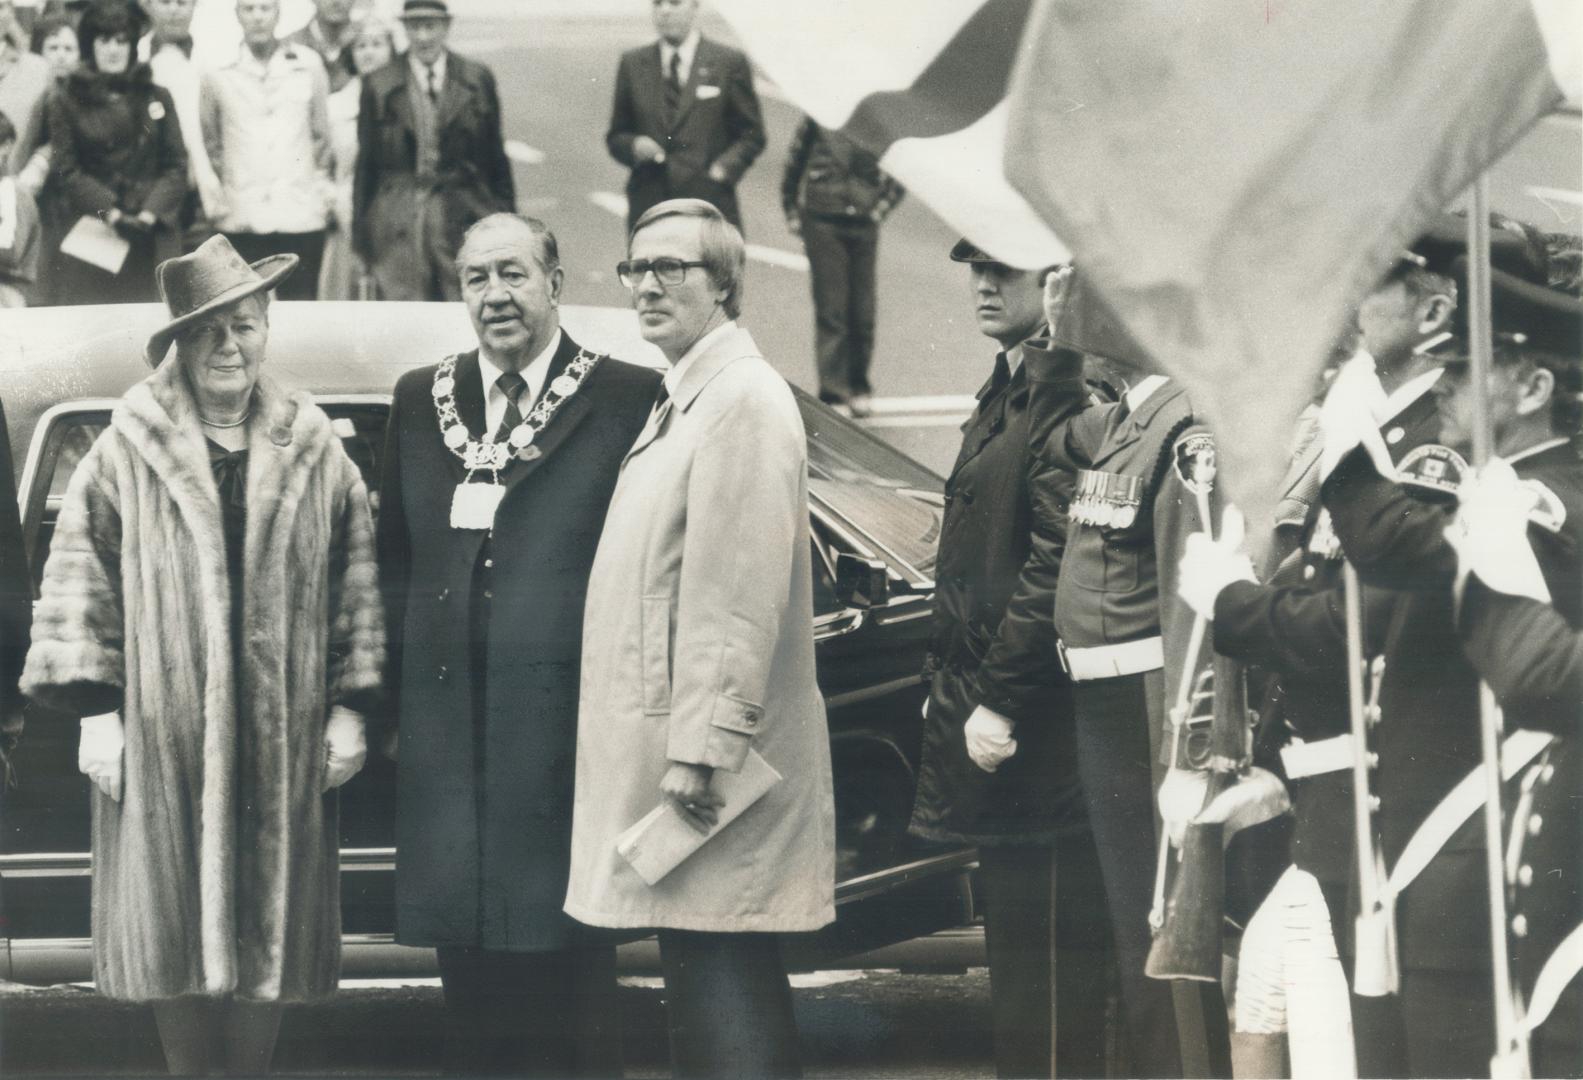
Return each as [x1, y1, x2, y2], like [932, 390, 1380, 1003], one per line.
[433, 537, 622, 1079]
[979, 836, 1111, 1078]
[1070, 669, 1230, 1079]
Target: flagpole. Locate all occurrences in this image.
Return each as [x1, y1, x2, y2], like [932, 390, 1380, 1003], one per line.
[1466, 179, 1530, 1080]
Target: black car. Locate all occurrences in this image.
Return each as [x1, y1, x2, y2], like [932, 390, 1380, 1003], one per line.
[0, 301, 973, 982]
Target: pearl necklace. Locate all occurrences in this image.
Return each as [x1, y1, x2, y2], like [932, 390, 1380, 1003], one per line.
[199, 410, 251, 429]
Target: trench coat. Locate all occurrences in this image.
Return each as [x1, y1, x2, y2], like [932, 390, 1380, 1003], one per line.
[563, 324, 836, 932]
[21, 358, 384, 1002]
[377, 336, 661, 951]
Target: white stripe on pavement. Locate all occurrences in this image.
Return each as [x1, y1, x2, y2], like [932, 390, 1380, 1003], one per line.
[867, 394, 978, 415]
[587, 191, 809, 272]
[860, 414, 972, 429]
[505, 140, 546, 166]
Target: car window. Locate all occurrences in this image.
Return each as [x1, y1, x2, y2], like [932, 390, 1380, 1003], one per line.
[25, 410, 110, 587]
[796, 391, 942, 584]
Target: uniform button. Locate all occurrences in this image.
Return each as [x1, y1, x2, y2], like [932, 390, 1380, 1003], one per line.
[484, 590, 494, 600]
[1528, 814, 1544, 837]
[742, 709, 759, 726]
[438, 588, 449, 601]
[1518, 864, 1534, 888]
[1302, 565, 1316, 581]
[484, 558, 493, 569]
[438, 665, 448, 681]
[1512, 914, 1529, 938]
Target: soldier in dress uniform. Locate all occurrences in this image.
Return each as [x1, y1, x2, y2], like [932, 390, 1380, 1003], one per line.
[1452, 458, 1583, 1080]
[1175, 223, 1532, 1077]
[1027, 266, 1232, 1079]
[1320, 258, 1583, 1077]
[909, 240, 1109, 1078]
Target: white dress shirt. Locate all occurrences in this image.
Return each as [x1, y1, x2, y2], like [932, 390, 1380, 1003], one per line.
[480, 329, 562, 436]
[658, 29, 701, 85]
[409, 51, 448, 99]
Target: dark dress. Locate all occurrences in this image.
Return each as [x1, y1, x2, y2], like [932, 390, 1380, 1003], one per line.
[45, 65, 186, 305]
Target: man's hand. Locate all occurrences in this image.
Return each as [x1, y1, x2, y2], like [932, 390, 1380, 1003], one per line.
[964, 705, 1017, 773]
[323, 706, 368, 791]
[79, 712, 124, 803]
[661, 761, 724, 834]
[1447, 459, 1551, 603]
[633, 135, 667, 165]
[1177, 505, 1255, 618]
[1042, 264, 1074, 335]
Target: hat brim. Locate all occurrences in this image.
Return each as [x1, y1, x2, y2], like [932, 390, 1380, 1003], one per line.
[145, 254, 298, 366]
[949, 238, 996, 263]
[398, 9, 452, 19]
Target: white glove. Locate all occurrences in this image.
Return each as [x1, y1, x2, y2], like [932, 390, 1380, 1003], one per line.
[964, 704, 1017, 773]
[1177, 505, 1255, 618]
[323, 706, 367, 792]
[1447, 459, 1551, 604]
[1317, 349, 1392, 480]
[78, 712, 124, 803]
[1158, 767, 1207, 848]
[1194, 766, 1291, 838]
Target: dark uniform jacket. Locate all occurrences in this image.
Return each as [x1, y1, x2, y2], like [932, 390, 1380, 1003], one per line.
[908, 347, 1092, 845]
[605, 36, 765, 231]
[352, 51, 514, 263]
[376, 335, 660, 951]
[1213, 388, 1441, 887]
[1324, 436, 1583, 972]
[1041, 376, 1218, 741]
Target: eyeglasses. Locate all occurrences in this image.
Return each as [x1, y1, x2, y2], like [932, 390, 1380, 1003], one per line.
[616, 258, 709, 288]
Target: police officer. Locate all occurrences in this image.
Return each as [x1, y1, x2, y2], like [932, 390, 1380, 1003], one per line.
[910, 241, 1108, 1078]
[1321, 260, 1583, 1077]
[1029, 266, 1230, 1078]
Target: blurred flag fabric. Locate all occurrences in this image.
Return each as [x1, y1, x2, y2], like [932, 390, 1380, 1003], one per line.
[1002, 0, 1576, 520]
[712, 0, 1069, 269]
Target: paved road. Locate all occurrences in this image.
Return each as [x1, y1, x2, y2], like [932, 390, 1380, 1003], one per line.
[1, 967, 995, 1078]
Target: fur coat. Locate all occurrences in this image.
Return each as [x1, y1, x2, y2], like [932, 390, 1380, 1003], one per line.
[21, 356, 383, 1003]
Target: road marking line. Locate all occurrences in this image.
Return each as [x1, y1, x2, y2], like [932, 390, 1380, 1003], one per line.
[587, 192, 809, 272]
[339, 978, 443, 990]
[505, 140, 546, 166]
[867, 394, 978, 415]
[860, 414, 972, 429]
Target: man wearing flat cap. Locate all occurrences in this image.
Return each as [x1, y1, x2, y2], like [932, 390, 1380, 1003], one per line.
[908, 239, 1111, 1078]
[353, 0, 514, 301]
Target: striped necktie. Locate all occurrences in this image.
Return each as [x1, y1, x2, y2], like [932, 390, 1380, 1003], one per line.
[495, 372, 527, 442]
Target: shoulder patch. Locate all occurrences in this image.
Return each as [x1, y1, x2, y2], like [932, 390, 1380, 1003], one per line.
[1172, 431, 1216, 495]
[1522, 479, 1567, 534]
[1397, 443, 1468, 497]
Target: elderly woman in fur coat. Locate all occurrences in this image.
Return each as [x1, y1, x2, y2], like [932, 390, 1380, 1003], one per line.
[21, 234, 383, 1077]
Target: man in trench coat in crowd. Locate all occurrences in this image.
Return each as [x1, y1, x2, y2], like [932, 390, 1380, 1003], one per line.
[909, 241, 1110, 1078]
[376, 212, 660, 1077]
[564, 198, 835, 1078]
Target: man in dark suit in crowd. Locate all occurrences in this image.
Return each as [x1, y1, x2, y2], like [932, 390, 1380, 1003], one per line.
[606, 0, 764, 233]
[353, 0, 514, 301]
[285, 0, 358, 93]
[376, 212, 660, 1077]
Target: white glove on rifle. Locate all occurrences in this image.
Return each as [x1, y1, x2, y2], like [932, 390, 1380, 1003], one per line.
[1160, 765, 1291, 847]
[1446, 459, 1551, 604]
[323, 706, 367, 792]
[78, 712, 124, 803]
[1177, 505, 1255, 618]
[964, 704, 1017, 773]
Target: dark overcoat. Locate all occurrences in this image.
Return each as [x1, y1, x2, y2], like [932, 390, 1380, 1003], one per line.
[351, 51, 514, 266]
[605, 36, 765, 231]
[377, 333, 660, 952]
[908, 348, 1091, 846]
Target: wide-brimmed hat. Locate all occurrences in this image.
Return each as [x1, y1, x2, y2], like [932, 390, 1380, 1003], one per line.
[146, 235, 297, 365]
[398, 0, 451, 20]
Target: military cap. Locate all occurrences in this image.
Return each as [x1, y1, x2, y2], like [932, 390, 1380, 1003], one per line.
[1444, 259, 1583, 363]
[948, 237, 997, 264]
[1389, 212, 1549, 284]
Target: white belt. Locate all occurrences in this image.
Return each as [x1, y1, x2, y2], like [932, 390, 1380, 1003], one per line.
[1281, 733, 1355, 780]
[1061, 636, 1164, 682]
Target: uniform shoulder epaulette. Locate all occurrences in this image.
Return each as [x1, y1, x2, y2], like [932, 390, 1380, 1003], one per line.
[1522, 479, 1567, 534]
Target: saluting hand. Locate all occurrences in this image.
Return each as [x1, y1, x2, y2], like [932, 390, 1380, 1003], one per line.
[662, 761, 725, 834]
[1042, 264, 1074, 335]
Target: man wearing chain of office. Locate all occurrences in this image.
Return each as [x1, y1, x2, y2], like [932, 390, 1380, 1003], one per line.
[375, 212, 660, 1077]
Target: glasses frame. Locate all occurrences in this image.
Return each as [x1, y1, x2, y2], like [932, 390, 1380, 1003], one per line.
[616, 258, 710, 289]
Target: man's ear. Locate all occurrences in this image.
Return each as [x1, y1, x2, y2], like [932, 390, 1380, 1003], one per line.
[548, 265, 565, 305]
[1417, 293, 1454, 335]
[1515, 365, 1556, 418]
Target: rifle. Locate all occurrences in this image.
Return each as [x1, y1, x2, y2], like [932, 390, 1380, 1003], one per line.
[1145, 649, 1251, 982]
[1345, 563, 1398, 998]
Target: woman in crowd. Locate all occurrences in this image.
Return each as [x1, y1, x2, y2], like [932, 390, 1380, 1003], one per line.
[22, 234, 384, 1076]
[45, 0, 184, 304]
[319, 14, 393, 300]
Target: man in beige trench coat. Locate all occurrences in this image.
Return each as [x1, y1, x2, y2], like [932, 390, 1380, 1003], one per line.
[564, 198, 835, 1079]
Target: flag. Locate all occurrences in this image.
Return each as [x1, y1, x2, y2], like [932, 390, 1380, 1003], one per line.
[713, 0, 1069, 269]
[1003, 0, 1574, 523]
